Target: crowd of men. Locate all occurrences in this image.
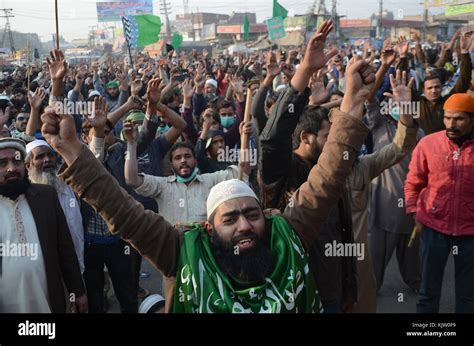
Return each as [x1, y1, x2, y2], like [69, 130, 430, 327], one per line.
[0, 20, 473, 313]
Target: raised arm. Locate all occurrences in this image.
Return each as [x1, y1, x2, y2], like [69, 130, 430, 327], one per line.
[452, 32, 473, 94]
[41, 110, 179, 278]
[26, 88, 46, 137]
[284, 56, 374, 250]
[260, 20, 337, 185]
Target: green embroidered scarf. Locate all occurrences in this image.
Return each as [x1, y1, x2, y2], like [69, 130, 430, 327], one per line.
[173, 215, 320, 313]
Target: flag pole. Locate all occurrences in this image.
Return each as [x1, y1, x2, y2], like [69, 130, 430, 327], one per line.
[27, 41, 31, 92]
[121, 16, 134, 68]
[127, 42, 133, 68]
[54, 0, 60, 50]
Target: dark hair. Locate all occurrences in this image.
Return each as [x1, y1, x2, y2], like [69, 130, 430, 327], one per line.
[330, 90, 344, 98]
[426, 49, 438, 66]
[217, 99, 235, 112]
[169, 141, 195, 161]
[292, 106, 330, 150]
[265, 92, 279, 110]
[423, 74, 442, 88]
[81, 119, 113, 133]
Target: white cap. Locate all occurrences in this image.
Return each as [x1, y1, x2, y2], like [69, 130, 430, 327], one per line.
[206, 179, 259, 220]
[88, 90, 101, 98]
[205, 79, 218, 89]
[275, 84, 287, 93]
[138, 294, 165, 313]
[26, 140, 51, 154]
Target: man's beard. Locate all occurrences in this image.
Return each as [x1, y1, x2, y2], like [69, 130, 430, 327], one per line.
[0, 174, 30, 200]
[309, 140, 322, 164]
[210, 228, 276, 285]
[28, 166, 64, 192]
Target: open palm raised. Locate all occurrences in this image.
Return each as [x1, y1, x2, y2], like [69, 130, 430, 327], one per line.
[46, 49, 68, 81]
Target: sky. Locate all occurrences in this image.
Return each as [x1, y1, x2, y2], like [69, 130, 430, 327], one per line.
[0, 0, 438, 42]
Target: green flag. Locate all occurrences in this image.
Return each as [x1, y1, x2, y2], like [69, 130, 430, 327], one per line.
[266, 17, 286, 41]
[171, 32, 183, 49]
[243, 15, 250, 41]
[122, 15, 162, 48]
[273, 0, 288, 19]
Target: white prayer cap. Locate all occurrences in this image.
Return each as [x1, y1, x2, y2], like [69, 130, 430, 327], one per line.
[0, 137, 26, 157]
[206, 179, 259, 221]
[205, 79, 218, 89]
[275, 84, 287, 93]
[26, 140, 51, 154]
[88, 90, 101, 98]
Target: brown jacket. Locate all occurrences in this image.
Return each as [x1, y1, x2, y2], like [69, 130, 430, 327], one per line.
[25, 184, 86, 313]
[59, 109, 369, 313]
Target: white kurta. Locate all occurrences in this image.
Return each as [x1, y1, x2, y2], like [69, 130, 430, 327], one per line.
[0, 194, 51, 313]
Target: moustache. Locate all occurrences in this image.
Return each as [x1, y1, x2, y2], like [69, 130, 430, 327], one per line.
[4, 172, 21, 180]
[447, 128, 460, 134]
[232, 232, 256, 244]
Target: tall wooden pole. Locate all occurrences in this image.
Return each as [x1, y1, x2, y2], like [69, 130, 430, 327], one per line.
[55, 0, 60, 50]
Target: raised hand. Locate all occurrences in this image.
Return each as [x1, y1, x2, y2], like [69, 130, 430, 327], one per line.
[265, 51, 281, 79]
[75, 70, 85, 86]
[122, 121, 138, 144]
[396, 35, 409, 58]
[383, 69, 415, 126]
[384, 69, 414, 103]
[182, 78, 194, 100]
[301, 20, 338, 73]
[281, 62, 295, 80]
[309, 70, 334, 106]
[47, 49, 68, 81]
[381, 39, 396, 67]
[86, 96, 108, 131]
[340, 56, 376, 118]
[28, 88, 46, 110]
[131, 79, 144, 97]
[460, 31, 473, 54]
[146, 78, 165, 105]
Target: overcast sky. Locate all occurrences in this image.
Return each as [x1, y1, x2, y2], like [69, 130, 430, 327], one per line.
[1, 0, 435, 41]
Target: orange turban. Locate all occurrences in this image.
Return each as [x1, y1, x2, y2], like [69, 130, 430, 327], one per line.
[443, 93, 474, 113]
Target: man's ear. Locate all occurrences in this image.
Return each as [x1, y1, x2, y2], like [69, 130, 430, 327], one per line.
[300, 131, 309, 145]
[204, 222, 213, 235]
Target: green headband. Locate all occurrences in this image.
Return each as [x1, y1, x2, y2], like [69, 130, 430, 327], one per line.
[126, 111, 145, 123]
[106, 81, 120, 89]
